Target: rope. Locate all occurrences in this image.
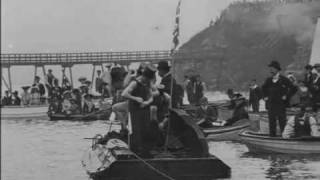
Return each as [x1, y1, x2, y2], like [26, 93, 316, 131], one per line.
[130, 151, 175, 180]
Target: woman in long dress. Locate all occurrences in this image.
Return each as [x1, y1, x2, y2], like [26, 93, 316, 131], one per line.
[122, 64, 156, 157]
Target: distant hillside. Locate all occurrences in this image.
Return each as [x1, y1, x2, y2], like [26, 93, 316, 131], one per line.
[175, 0, 320, 90]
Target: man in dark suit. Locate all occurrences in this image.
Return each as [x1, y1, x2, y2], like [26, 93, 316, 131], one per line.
[310, 63, 320, 111]
[157, 61, 182, 108]
[249, 79, 262, 112]
[262, 61, 296, 137]
[304, 64, 313, 88]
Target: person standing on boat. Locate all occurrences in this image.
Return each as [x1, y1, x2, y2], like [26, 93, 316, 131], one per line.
[157, 61, 181, 108]
[309, 63, 320, 111]
[33, 76, 46, 104]
[11, 91, 21, 106]
[51, 79, 63, 100]
[30, 87, 41, 105]
[304, 64, 313, 88]
[95, 70, 103, 94]
[45, 69, 56, 97]
[193, 75, 206, 106]
[122, 64, 156, 157]
[21, 86, 31, 106]
[1, 90, 12, 106]
[282, 106, 320, 138]
[262, 61, 296, 137]
[249, 79, 262, 112]
[183, 75, 193, 104]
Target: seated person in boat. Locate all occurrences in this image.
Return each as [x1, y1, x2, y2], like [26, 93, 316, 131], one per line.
[21, 86, 31, 106]
[1, 90, 12, 106]
[71, 88, 82, 112]
[195, 97, 218, 128]
[224, 96, 249, 126]
[61, 97, 80, 115]
[30, 87, 41, 105]
[282, 106, 320, 138]
[61, 91, 78, 115]
[82, 94, 95, 113]
[32, 76, 46, 104]
[48, 96, 62, 115]
[11, 91, 21, 106]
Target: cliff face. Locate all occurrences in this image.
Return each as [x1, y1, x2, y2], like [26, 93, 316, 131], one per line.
[176, 0, 320, 90]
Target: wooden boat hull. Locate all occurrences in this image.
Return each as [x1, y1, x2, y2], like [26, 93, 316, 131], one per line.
[204, 119, 250, 141]
[83, 109, 231, 180]
[240, 131, 320, 154]
[1, 105, 48, 119]
[49, 110, 111, 121]
[92, 156, 230, 180]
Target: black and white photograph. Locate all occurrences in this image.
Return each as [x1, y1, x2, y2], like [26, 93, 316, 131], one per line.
[1, 0, 320, 179]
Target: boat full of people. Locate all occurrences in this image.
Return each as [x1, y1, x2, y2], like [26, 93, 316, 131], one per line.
[1, 79, 49, 120]
[82, 109, 231, 180]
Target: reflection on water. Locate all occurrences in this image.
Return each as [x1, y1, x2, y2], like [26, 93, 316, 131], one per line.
[2, 118, 320, 180]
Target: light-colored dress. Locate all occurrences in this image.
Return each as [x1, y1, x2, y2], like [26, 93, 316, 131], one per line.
[282, 115, 320, 138]
[21, 92, 31, 105]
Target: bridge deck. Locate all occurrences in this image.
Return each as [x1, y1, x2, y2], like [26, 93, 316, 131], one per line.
[0, 50, 221, 67]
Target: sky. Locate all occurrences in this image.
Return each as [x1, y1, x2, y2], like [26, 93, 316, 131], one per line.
[1, 0, 237, 53]
[1, 0, 239, 94]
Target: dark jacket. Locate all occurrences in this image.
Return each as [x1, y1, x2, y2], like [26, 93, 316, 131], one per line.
[309, 76, 320, 105]
[1, 96, 12, 106]
[249, 86, 262, 105]
[160, 74, 182, 107]
[262, 75, 296, 108]
[195, 106, 218, 123]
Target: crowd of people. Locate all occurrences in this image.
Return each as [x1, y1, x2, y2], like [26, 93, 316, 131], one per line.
[247, 61, 320, 138]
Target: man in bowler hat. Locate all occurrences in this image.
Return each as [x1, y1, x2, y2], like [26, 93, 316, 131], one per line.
[157, 60, 180, 108]
[262, 60, 296, 137]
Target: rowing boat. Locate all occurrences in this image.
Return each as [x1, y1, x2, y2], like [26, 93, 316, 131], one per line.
[49, 109, 112, 121]
[1, 105, 49, 120]
[204, 119, 250, 141]
[239, 131, 320, 154]
[184, 101, 250, 141]
[81, 109, 231, 180]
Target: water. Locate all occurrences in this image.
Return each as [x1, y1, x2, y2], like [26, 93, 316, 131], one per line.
[2, 92, 320, 180]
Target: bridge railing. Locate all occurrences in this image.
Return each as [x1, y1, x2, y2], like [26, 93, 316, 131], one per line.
[1, 50, 222, 67]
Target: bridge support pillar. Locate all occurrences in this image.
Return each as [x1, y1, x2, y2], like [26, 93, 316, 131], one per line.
[8, 66, 12, 92]
[68, 66, 74, 88]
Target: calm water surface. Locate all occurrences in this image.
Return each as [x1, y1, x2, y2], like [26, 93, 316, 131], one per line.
[2, 92, 320, 180]
[2, 118, 320, 180]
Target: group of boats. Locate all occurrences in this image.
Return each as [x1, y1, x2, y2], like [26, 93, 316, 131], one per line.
[2, 96, 320, 179]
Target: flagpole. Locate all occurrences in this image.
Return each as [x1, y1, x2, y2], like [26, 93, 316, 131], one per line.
[164, 0, 181, 153]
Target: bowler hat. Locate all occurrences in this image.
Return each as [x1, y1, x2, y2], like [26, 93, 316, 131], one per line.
[268, 60, 281, 71]
[157, 61, 170, 71]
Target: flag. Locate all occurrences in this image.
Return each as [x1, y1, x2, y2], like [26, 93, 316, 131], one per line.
[171, 0, 182, 55]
